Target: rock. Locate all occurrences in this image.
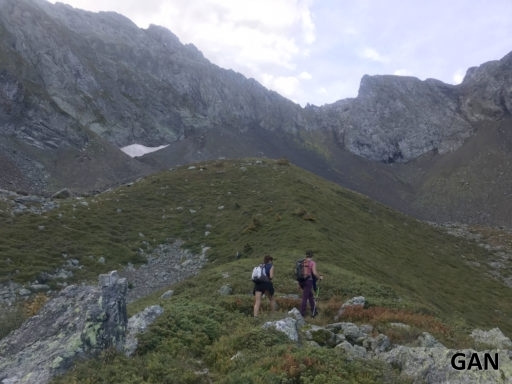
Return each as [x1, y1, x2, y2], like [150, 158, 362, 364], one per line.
[379, 346, 512, 384]
[389, 322, 411, 330]
[124, 305, 164, 356]
[470, 328, 512, 349]
[262, 317, 298, 342]
[305, 321, 512, 383]
[340, 322, 366, 344]
[218, 284, 232, 296]
[331, 75, 474, 162]
[29, 284, 50, 292]
[160, 290, 174, 299]
[343, 296, 367, 307]
[52, 188, 71, 199]
[0, 281, 22, 306]
[18, 288, 31, 296]
[459, 52, 512, 121]
[68, 259, 80, 267]
[119, 239, 206, 302]
[363, 333, 391, 354]
[259, 312, 512, 383]
[288, 307, 305, 329]
[309, 328, 337, 347]
[335, 296, 366, 319]
[417, 332, 444, 348]
[0, 271, 128, 384]
[335, 341, 368, 359]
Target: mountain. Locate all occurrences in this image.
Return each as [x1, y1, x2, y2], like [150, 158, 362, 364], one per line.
[1, 0, 512, 227]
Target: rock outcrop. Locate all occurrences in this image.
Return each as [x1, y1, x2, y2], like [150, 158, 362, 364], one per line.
[312, 75, 475, 163]
[124, 305, 164, 357]
[265, 306, 512, 384]
[0, 235, 207, 383]
[458, 51, 512, 122]
[0, 271, 129, 384]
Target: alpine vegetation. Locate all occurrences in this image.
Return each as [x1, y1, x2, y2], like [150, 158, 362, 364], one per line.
[1, 159, 512, 383]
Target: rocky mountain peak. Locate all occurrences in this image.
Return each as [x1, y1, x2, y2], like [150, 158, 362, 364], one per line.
[459, 51, 512, 121]
[314, 73, 474, 163]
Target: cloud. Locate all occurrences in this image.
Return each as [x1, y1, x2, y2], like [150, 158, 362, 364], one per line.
[393, 69, 413, 77]
[452, 69, 466, 85]
[317, 87, 328, 96]
[157, 0, 317, 104]
[360, 47, 389, 63]
[149, 0, 315, 72]
[262, 73, 299, 98]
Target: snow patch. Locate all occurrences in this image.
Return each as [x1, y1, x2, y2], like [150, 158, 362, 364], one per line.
[121, 144, 169, 158]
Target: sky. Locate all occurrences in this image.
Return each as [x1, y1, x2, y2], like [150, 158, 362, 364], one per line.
[48, 0, 512, 106]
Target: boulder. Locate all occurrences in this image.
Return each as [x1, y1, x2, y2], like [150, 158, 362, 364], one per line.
[51, 188, 72, 199]
[287, 307, 305, 329]
[417, 332, 445, 348]
[124, 305, 164, 357]
[470, 328, 512, 349]
[262, 317, 299, 342]
[0, 271, 127, 384]
[218, 284, 232, 296]
[335, 296, 366, 320]
[379, 346, 512, 384]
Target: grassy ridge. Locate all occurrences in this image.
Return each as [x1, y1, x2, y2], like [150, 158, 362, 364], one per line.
[2, 158, 511, 383]
[1, 158, 510, 333]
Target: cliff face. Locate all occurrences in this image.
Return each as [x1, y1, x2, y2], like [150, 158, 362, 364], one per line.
[0, 0, 512, 226]
[0, 0, 306, 193]
[310, 50, 512, 164]
[309, 76, 473, 163]
[0, 0, 302, 148]
[459, 51, 512, 122]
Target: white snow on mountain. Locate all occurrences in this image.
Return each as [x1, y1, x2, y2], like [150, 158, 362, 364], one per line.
[121, 144, 169, 158]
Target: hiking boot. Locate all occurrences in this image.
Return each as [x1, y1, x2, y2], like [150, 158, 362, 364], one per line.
[312, 310, 319, 318]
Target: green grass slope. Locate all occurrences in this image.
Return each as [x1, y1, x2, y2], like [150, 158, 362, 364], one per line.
[397, 119, 512, 226]
[1, 158, 511, 382]
[1, 158, 509, 329]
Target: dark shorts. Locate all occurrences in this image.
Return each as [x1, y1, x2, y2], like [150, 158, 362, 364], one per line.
[253, 281, 274, 297]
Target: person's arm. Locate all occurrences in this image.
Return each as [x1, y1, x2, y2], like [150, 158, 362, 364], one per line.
[312, 262, 323, 280]
[269, 265, 274, 280]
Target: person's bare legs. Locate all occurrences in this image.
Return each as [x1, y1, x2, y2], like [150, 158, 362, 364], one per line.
[254, 291, 262, 317]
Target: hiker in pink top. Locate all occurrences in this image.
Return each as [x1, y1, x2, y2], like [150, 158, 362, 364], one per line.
[299, 250, 323, 317]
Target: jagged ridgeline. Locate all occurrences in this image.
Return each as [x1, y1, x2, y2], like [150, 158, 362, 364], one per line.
[1, 159, 511, 336]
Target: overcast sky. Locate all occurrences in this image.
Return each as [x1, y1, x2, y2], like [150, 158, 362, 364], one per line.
[48, 0, 512, 106]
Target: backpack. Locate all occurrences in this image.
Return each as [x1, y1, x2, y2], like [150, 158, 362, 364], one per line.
[295, 258, 309, 282]
[251, 264, 269, 283]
